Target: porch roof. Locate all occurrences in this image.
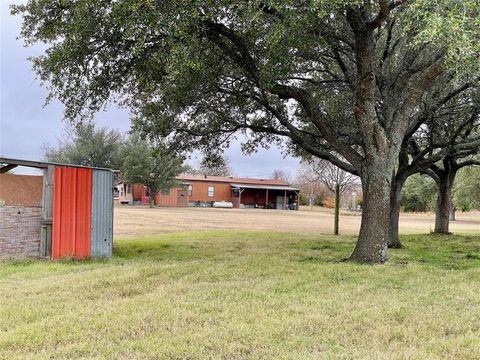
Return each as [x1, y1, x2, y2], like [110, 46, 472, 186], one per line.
[231, 184, 299, 191]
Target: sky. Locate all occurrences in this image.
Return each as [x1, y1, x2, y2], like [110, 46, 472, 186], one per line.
[0, 1, 300, 179]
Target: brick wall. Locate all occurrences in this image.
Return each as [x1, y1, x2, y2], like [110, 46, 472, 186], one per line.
[0, 173, 43, 207]
[0, 205, 41, 258]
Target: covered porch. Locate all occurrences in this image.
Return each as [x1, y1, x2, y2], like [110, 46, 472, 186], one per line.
[231, 184, 299, 210]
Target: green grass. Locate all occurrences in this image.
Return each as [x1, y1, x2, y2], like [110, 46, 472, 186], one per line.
[1, 231, 480, 359]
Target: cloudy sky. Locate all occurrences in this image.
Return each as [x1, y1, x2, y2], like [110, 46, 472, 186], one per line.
[0, 1, 300, 178]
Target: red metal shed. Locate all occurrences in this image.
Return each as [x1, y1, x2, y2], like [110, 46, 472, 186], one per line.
[0, 157, 114, 260]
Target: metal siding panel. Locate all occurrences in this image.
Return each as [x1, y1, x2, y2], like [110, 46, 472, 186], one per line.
[52, 168, 92, 259]
[76, 169, 92, 258]
[40, 165, 54, 257]
[91, 170, 113, 257]
[52, 168, 62, 259]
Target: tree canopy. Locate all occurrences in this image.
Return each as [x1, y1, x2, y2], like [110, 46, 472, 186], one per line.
[454, 165, 480, 211]
[43, 122, 123, 169]
[121, 133, 185, 207]
[198, 153, 232, 176]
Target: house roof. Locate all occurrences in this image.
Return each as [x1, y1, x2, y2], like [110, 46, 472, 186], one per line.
[231, 184, 299, 191]
[177, 174, 291, 187]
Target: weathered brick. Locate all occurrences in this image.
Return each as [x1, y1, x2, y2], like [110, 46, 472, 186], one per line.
[0, 205, 41, 258]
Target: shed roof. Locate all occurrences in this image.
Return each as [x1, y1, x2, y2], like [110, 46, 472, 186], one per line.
[177, 174, 291, 187]
[0, 157, 116, 173]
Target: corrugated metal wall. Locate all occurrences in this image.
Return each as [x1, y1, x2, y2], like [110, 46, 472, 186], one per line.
[52, 168, 92, 259]
[91, 170, 113, 257]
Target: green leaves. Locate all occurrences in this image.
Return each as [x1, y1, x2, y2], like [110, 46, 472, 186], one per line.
[404, 0, 480, 72]
[121, 133, 185, 196]
[454, 166, 480, 211]
[43, 121, 123, 169]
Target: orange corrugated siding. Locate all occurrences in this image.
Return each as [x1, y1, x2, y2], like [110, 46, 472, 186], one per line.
[52, 167, 92, 259]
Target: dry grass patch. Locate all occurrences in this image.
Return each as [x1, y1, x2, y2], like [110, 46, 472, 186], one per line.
[114, 206, 480, 237]
[1, 231, 480, 359]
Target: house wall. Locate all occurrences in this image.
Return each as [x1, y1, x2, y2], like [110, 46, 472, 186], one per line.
[132, 184, 144, 202]
[239, 189, 267, 207]
[0, 173, 43, 206]
[239, 189, 295, 209]
[188, 181, 232, 203]
[115, 183, 133, 204]
[0, 174, 43, 258]
[155, 187, 189, 207]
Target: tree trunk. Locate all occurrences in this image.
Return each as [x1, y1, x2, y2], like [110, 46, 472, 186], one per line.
[148, 186, 156, 208]
[388, 177, 406, 248]
[434, 173, 455, 234]
[334, 183, 340, 235]
[350, 162, 391, 263]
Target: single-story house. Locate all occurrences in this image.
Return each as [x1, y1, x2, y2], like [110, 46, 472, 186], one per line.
[116, 174, 299, 210]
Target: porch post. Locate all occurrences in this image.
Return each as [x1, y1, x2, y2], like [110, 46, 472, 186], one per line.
[239, 188, 244, 208]
[266, 189, 268, 209]
[284, 190, 287, 210]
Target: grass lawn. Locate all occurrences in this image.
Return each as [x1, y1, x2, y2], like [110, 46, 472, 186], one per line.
[1, 231, 480, 359]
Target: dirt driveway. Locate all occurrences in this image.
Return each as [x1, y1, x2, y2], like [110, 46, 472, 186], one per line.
[114, 206, 480, 238]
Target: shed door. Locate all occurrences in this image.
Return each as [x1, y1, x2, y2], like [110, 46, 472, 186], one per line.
[52, 168, 92, 259]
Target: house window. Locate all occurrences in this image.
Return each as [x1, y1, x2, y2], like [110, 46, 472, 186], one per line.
[188, 185, 193, 196]
[208, 186, 215, 197]
[126, 184, 131, 194]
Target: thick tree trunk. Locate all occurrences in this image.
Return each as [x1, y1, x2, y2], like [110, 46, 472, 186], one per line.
[334, 183, 340, 235]
[434, 173, 455, 234]
[350, 162, 391, 263]
[388, 177, 406, 248]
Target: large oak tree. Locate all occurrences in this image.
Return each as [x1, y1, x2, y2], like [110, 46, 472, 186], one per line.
[13, 0, 480, 263]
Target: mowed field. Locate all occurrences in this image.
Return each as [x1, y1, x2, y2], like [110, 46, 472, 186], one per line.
[1, 206, 480, 359]
[114, 205, 480, 237]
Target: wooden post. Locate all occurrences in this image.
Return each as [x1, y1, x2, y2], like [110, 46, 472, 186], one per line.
[239, 188, 244, 208]
[40, 165, 54, 257]
[266, 189, 268, 209]
[284, 190, 287, 210]
[334, 183, 340, 235]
